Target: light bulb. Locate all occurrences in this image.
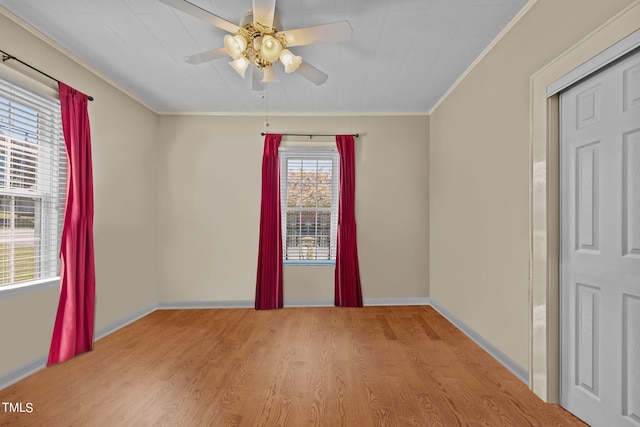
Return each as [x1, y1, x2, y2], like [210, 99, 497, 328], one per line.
[279, 49, 302, 73]
[224, 34, 247, 60]
[229, 57, 249, 78]
[260, 35, 282, 62]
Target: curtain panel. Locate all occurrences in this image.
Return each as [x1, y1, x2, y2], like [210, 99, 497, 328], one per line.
[48, 82, 96, 365]
[255, 134, 284, 310]
[335, 135, 363, 307]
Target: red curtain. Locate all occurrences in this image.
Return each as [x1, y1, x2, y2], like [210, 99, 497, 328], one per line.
[335, 135, 363, 307]
[255, 134, 283, 310]
[48, 82, 96, 365]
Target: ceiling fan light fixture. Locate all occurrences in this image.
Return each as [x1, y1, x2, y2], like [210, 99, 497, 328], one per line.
[229, 56, 249, 78]
[279, 49, 302, 73]
[260, 35, 282, 62]
[223, 34, 247, 60]
[164, 0, 352, 87]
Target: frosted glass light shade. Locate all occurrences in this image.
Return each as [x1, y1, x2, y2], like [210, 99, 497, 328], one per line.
[224, 34, 247, 60]
[279, 49, 302, 73]
[229, 57, 249, 78]
[260, 35, 282, 62]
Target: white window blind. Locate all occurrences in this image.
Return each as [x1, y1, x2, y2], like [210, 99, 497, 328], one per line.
[0, 77, 66, 287]
[279, 147, 339, 263]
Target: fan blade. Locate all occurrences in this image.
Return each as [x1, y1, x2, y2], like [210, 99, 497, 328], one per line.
[184, 47, 227, 65]
[296, 61, 328, 85]
[252, 0, 276, 29]
[160, 0, 241, 34]
[262, 66, 278, 83]
[280, 21, 352, 47]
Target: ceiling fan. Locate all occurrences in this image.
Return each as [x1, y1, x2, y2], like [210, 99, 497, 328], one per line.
[160, 0, 353, 88]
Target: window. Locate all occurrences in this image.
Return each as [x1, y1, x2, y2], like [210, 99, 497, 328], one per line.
[279, 147, 339, 264]
[0, 77, 66, 288]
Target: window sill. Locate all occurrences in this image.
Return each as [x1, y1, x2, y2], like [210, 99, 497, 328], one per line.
[284, 261, 336, 266]
[0, 277, 60, 300]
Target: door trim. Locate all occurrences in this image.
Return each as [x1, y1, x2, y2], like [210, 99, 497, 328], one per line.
[547, 29, 640, 97]
[529, 0, 640, 402]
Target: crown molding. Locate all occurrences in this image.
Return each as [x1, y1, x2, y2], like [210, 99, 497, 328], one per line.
[428, 0, 538, 115]
[157, 110, 430, 117]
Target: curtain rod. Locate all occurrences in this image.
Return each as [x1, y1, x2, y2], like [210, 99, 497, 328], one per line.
[1, 49, 94, 101]
[260, 132, 359, 138]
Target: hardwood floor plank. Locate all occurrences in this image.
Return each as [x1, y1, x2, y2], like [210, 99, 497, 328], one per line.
[0, 306, 586, 427]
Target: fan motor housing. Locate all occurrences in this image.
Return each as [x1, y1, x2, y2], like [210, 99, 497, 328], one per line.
[240, 11, 282, 31]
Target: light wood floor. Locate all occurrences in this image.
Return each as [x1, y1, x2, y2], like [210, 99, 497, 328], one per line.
[0, 306, 585, 426]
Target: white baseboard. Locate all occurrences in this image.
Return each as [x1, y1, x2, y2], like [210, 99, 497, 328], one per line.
[283, 297, 430, 307]
[158, 298, 431, 309]
[158, 300, 254, 309]
[0, 302, 158, 390]
[365, 297, 430, 306]
[93, 303, 158, 341]
[2, 297, 528, 390]
[0, 356, 47, 391]
[429, 299, 529, 385]
[285, 299, 333, 307]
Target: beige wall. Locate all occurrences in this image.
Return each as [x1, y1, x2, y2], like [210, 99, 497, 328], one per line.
[429, 0, 635, 370]
[0, 11, 159, 378]
[157, 115, 429, 304]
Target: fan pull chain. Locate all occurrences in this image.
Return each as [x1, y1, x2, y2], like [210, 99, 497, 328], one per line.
[262, 83, 270, 128]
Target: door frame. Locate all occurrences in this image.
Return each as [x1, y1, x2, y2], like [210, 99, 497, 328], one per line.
[529, 1, 640, 402]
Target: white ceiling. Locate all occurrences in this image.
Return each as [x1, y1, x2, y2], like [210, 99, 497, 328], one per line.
[0, 0, 527, 114]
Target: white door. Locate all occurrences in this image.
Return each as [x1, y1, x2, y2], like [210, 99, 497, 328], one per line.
[561, 49, 640, 427]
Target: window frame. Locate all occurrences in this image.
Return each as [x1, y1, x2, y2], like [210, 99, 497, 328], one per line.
[0, 74, 66, 298]
[279, 146, 339, 266]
